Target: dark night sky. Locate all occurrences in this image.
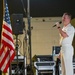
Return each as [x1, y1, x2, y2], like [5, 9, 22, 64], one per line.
[0, 0, 75, 17]
[0, 0, 75, 31]
[7, 0, 75, 18]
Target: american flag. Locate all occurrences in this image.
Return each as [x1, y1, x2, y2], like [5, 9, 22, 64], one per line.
[0, 0, 15, 72]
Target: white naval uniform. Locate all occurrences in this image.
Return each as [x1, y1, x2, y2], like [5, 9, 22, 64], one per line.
[60, 23, 75, 75]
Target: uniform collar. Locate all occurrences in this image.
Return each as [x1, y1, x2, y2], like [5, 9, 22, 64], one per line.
[64, 23, 71, 28]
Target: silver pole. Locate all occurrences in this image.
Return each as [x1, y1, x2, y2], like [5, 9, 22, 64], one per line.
[27, 0, 30, 18]
[27, 0, 33, 74]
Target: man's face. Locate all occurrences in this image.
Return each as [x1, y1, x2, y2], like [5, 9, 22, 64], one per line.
[62, 14, 70, 26]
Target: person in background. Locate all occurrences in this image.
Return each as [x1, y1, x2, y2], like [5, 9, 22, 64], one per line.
[56, 12, 75, 75]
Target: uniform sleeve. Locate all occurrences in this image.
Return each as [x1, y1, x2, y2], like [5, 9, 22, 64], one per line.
[66, 26, 74, 36]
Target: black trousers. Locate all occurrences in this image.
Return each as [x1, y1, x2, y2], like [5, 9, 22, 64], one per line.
[55, 58, 60, 75]
[0, 70, 2, 75]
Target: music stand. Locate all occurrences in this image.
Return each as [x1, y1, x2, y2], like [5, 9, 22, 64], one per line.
[52, 46, 61, 75]
[52, 46, 61, 56]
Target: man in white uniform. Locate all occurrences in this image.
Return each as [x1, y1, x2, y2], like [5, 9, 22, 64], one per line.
[56, 12, 75, 75]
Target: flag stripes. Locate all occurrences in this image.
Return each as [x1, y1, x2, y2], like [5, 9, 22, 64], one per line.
[0, 0, 15, 72]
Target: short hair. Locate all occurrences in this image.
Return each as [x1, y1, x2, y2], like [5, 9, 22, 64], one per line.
[63, 12, 72, 20]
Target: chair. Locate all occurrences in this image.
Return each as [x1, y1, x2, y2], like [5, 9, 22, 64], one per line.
[34, 55, 56, 75]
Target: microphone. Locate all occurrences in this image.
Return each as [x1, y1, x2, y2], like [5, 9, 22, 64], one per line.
[53, 21, 62, 27]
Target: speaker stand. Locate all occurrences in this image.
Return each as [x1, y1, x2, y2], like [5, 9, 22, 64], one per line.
[15, 35, 19, 75]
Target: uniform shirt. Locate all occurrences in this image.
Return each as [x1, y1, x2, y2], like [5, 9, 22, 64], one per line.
[60, 23, 75, 46]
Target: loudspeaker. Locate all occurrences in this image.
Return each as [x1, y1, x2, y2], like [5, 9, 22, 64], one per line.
[11, 14, 24, 35]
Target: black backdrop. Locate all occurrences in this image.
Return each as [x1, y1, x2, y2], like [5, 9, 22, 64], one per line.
[0, 0, 75, 21]
[0, 0, 3, 32]
[7, 0, 75, 18]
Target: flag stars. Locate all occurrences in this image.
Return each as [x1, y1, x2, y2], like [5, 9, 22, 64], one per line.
[4, 3, 11, 24]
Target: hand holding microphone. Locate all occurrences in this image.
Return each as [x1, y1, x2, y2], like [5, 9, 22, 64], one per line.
[53, 21, 62, 27]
